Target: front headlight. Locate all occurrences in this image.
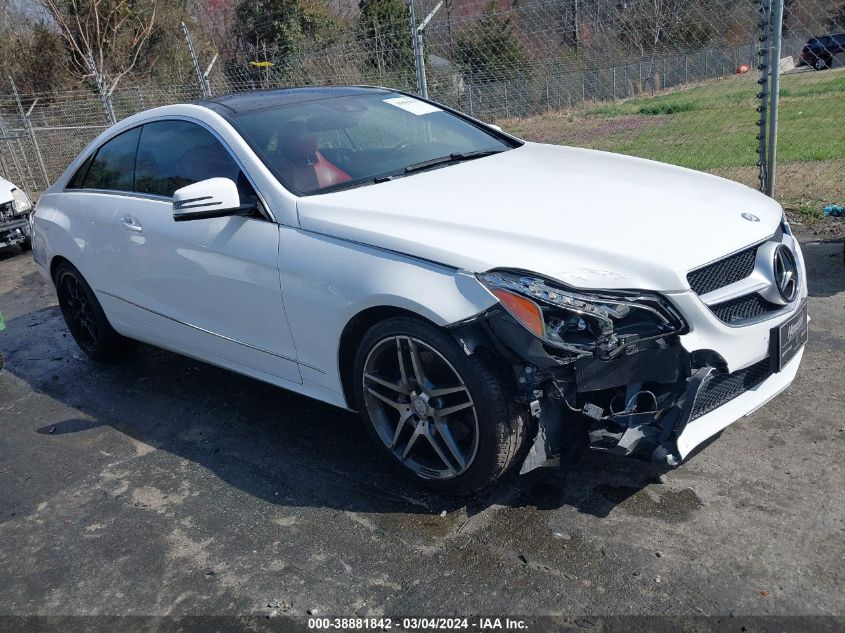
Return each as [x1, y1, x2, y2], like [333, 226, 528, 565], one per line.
[478, 271, 685, 358]
[11, 188, 32, 215]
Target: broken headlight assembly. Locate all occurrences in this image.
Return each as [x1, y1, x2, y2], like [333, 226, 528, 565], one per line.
[478, 271, 686, 359]
[11, 189, 32, 215]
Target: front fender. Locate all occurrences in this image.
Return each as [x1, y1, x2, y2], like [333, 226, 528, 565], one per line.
[278, 228, 496, 394]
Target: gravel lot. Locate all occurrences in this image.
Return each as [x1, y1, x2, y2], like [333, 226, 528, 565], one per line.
[0, 236, 843, 624]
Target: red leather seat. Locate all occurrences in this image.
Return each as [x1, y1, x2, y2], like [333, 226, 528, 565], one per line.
[276, 121, 351, 192]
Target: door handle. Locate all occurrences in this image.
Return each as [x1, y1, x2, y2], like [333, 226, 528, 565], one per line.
[121, 216, 143, 233]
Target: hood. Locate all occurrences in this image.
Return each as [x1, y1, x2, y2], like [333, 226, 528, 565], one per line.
[0, 177, 16, 204]
[296, 143, 783, 292]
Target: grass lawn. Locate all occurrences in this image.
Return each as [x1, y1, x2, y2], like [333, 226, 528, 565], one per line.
[497, 67, 845, 222]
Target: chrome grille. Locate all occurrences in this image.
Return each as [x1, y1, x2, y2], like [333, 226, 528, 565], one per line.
[687, 244, 758, 295]
[690, 358, 773, 421]
[687, 231, 796, 326]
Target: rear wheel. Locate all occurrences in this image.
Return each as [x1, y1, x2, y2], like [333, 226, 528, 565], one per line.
[19, 237, 31, 252]
[812, 56, 830, 70]
[55, 262, 125, 361]
[353, 317, 527, 494]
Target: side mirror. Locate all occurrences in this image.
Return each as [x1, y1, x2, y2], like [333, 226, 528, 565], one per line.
[172, 177, 255, 222]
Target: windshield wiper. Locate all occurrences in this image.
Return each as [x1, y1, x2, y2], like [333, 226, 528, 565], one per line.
[404, 149, 505, 174]
[315, 173, 400, 195]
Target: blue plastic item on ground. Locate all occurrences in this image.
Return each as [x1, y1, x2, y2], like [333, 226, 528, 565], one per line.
[823, 204, 844, 216]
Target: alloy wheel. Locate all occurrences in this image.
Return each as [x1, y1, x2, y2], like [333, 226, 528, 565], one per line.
[362, 336, 479, 480]
[59, 273, 99, 352]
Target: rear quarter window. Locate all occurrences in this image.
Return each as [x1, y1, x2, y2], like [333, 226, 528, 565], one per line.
[81, 127, 141, 191]
[66, 155, 93, 189]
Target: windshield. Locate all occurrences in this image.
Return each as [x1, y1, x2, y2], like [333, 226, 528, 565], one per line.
[228, 92, 517, 195]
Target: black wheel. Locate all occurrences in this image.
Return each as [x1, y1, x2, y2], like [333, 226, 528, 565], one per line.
[353, 317, 527, 494]
[19, 237, 32, 252]
[54, 262, 125, 361]
[812, 56, 830, 70]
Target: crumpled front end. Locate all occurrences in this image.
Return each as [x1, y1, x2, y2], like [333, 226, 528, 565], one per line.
[0, 189, 34, 249]
[453, 221, 808, 471]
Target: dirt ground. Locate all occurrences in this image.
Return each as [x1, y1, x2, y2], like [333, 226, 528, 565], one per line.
[0, 235, 843, 626]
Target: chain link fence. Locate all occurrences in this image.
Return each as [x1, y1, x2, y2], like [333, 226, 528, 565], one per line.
[772, 2, 845, 218]
[0, 0, 841, 219]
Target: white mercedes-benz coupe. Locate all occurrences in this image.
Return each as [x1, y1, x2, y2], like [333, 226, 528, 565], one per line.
[31, 86, 808, 494]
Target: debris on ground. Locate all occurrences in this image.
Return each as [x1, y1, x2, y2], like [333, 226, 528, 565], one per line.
[823, 205, 844, 217]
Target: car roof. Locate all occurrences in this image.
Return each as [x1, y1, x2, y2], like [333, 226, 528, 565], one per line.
[198, 86, 397, 116]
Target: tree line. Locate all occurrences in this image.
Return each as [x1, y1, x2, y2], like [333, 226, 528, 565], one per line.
[0, 0, 841, 98]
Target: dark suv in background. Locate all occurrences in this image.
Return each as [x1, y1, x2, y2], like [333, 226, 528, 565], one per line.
[799, 33, 845, 70]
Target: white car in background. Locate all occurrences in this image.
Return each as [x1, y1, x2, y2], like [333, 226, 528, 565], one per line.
[31, 87, 808, 494]
[0, 177, 33, 251]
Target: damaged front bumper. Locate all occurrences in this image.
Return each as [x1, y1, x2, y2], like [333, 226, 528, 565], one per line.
[0, 216, 31, 248]
[456, 296, 808, 472]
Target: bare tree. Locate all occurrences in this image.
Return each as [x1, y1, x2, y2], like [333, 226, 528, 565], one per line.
[619, 0, 686, 93]
[41, 0, 158, 93]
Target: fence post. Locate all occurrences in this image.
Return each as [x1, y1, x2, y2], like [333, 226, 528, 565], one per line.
[765, 0, 784, 198]
[407, 1, 423, 96]
[756, 0, 772, 192]
[558, 75, 562, 108]
[409, 1, 443, 100]
[203, 54, 218, 97]
[182, 21, 210, 99]
[87, 54, 116, 125]
[504, 84, 509, 117]
[9, 77, 49, 189]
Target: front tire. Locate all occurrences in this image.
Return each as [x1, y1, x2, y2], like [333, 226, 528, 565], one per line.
[353, 317, 527, 495]
[54, 262, 125, 362]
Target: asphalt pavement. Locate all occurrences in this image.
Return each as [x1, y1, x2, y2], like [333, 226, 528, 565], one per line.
[0, 237, 843, 626]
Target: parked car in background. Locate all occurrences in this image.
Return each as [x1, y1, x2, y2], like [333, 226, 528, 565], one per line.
[0, 177, 33, 252]
[31, 87, 808, 494]
[798, 33, 845, 70]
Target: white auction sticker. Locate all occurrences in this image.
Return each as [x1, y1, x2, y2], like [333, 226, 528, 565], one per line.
[383, 96, 442, 115]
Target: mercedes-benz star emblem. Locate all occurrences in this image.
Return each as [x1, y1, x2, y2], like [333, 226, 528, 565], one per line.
[741, 212, 760, 222]
[773, 245, 798, 302]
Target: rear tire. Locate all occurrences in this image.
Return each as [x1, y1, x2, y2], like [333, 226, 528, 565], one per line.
[812, 56, 830, 70]
[19, 237, 31, 252]
[54, 262, 125, 362]
[353, 317, 527, 495]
